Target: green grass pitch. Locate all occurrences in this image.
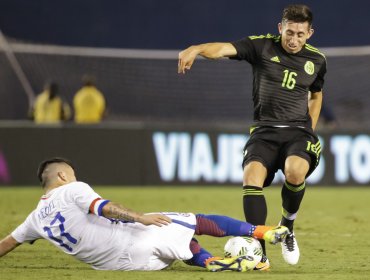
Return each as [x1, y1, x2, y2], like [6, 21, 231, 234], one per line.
[0, 186, 369, 280]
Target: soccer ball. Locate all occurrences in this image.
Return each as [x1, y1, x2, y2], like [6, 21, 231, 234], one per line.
[224, 236, 263, 268]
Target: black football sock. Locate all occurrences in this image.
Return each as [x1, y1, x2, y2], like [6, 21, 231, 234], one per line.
[281, 180, 306, 232]
[243, 185, 267, 255]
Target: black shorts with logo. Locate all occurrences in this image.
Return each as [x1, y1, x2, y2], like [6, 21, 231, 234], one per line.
[242, 126, 321, 187]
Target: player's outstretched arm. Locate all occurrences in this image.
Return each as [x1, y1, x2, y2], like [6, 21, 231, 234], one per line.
[101, 201, 171, 227]
[0, 235, 21, 258]
[178, 42, 237, 74]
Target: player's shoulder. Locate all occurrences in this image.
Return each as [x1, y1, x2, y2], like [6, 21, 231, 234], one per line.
[304, 43, 326, 61]
[248, 33, 280, 43]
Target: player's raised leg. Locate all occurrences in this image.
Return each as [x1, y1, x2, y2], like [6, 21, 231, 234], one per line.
[280, 155, 309, 265]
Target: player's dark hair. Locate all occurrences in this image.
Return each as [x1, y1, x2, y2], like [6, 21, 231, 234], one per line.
[282, 4, 313, 27]
[37, 157, 75, 187]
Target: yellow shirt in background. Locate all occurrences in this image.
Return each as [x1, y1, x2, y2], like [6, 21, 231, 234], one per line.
[73, 86, 106, 123]
[33, 91, 71, 123]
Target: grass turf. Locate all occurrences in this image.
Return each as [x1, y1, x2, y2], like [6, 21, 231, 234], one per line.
[0, 186, 369, 280]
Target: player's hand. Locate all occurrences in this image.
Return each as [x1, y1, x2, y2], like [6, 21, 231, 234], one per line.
[137, 213, 172, 227]
[178, 46, 199, 74]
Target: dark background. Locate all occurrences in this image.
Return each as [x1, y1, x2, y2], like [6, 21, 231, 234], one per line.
[1, 0, 369, 48]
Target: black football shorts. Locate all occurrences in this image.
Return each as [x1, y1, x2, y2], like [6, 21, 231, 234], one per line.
[242, 126, 321, 187]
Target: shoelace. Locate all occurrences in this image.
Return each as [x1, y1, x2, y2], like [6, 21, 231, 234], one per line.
[284, 234, 295, 252]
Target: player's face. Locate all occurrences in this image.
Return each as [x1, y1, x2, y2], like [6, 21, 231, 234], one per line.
[278, 20, 313, 54]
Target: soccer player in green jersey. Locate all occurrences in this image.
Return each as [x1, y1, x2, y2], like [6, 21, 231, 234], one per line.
[178, 4, 326, 270]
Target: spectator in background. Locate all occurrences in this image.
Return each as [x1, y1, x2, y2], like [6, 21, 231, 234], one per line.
[32, 82, 71, 124]
[73, 75, 106, 124]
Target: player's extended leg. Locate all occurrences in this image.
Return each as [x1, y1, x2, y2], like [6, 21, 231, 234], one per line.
[188, 215, 288, 272]
[280, 155, 310, 265]
[194, 214, 288, 244]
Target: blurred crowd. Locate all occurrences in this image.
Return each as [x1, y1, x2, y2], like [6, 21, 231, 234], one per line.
[30, 75, 106, 124]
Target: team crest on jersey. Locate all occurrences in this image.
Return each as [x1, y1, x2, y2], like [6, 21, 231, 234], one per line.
[304, 61, 315, 75]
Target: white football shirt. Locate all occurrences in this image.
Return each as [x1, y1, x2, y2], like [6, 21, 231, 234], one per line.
[11, 182, 195, 270]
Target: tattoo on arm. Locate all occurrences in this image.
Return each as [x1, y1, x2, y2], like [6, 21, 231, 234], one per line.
[104, 202, 141, 222]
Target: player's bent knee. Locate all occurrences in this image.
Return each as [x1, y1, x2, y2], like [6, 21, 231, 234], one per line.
[284, 156, 310, 184]
[284, 170, 306, 185]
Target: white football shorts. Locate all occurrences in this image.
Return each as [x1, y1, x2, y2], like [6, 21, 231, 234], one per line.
[116, 212, 196, 271]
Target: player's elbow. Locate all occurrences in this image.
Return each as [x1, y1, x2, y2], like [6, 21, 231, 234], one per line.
[200, 43, 236, 59]
[0, 235, 20, 257]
